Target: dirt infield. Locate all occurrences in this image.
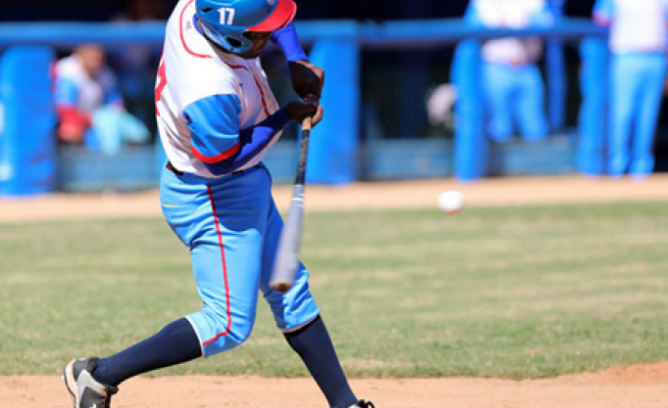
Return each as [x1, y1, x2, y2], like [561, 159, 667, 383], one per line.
[2, 174, 668, 407]
[3, 363, 668, 408]
[1, 174, 668, 223]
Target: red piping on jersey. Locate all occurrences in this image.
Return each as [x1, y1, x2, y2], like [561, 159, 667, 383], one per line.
[192, 143, 240, 164]
[225, 63, 271, 118]
[181, 0, 212, 59]
[203, 185, 233, 346]
[252, 75, 271, 117]
[155, 57, 166, 116]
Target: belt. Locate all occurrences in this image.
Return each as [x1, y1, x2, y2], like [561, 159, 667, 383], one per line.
[166, 162, 184, 176]
[166, 162, 252, 177]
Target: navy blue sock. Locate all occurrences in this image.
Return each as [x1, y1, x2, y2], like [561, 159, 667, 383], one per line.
[284, 316, 357, 408]
[93, 318, 201, 386]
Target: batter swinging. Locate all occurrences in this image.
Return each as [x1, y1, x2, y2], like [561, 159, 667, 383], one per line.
[62, 1, 374, 407]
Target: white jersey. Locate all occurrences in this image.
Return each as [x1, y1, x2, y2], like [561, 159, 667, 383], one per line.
[469, 0, 553, 65]
[155, 0, 281, 178]
[594, 0, 668, 53]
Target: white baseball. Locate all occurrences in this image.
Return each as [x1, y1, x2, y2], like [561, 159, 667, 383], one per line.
[437, 190, 465, 215]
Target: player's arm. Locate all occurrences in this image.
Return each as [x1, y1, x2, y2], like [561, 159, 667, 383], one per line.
[54, 76, 92, 142]
[186, 95, 321, 175]
[271, 23, 324, 99]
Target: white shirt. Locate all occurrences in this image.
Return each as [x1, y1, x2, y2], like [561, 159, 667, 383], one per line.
[155, 0, 281, 178]
[594, 0, 668, 53]
[468, 0, 553, 65]
[55, 56, 120, 113]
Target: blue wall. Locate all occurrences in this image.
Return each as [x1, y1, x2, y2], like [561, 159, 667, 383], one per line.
[0, 19, 611, 194]
[0, 46, 56, 196]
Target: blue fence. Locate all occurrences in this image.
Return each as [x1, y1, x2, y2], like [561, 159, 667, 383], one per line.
[0, 18, 610, 195]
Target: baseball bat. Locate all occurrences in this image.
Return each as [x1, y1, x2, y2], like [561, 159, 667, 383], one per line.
[269, 114, 313, 293]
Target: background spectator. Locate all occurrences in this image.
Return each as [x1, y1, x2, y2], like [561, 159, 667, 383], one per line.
[465, 0, 554, 143]
[54, 44, 150, 155]
[593, 0, 668, 178]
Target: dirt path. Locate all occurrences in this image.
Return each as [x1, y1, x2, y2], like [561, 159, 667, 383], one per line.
[2, 174, 668, 407]
[3, 362, 668, 408]
[1, 175, 667, 223]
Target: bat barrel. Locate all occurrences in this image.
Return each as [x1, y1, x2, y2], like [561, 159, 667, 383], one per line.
[269, 113, 317, 293]
[269, 185, 305, 293]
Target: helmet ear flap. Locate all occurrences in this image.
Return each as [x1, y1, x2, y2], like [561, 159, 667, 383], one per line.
[215, 37, 252, 54]
[226, 37, 243, 48]
[198, 19, 254, 53]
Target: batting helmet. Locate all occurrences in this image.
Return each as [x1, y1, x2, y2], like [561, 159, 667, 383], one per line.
[196, 0, 297, 54]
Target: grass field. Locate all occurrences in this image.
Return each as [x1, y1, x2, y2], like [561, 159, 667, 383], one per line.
[1, 201, 667, 379]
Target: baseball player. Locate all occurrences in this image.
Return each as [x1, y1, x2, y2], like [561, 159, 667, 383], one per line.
[593, 0, 668, 177]
[465, 0, 553, 142]
[62, 1, 375, 407]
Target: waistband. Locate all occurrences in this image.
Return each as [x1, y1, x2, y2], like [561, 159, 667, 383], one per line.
[165, 161, 262, 182]
[166, 161, 184, 176]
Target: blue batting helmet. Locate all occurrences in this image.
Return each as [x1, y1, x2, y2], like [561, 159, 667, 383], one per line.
[196, 0, 297, 54]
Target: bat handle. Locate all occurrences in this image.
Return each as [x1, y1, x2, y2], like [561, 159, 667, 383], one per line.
[302, 116, 313, 131]
[302, 94, 318, 131]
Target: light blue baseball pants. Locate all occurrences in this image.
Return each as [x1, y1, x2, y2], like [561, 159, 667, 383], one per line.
[482, 61, 549, 142]
[608, 52, 667, 177]
[160, 163, 320, 357]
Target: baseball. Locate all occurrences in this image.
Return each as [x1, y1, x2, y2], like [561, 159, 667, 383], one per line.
[437, 190, 465, 215]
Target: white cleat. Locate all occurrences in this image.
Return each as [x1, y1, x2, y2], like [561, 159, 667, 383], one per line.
[62, 358, 118, 408]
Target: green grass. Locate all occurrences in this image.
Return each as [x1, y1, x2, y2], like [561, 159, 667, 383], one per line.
[1, 201, 667, 379]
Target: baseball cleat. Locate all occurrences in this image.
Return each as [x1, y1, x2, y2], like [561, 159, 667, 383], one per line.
[62, 358, 118, 408]
[350, 400, 376, 408]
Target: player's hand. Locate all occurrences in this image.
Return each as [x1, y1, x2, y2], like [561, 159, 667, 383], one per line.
[284, 100, 323, 127]
[290, 60, 325, 99]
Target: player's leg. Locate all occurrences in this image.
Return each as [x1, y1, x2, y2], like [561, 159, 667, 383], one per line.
[514, 64, 549, 141]
[482, 62, 515, 142]
[259, 189, 364, 408]
[64, 167, 270, 407]
[629, 53, 667, 177]
[161, 166, 272, 356]
[608, 54, 642, 177]
[63, 318, 201, 407]
[577, 39, 608, 176]
[62, 168, 203, 407]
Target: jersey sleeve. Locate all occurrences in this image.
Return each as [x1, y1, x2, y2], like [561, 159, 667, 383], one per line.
[593, 0, 614, 25]
[54, 76, 79, 107]
[184, 94, 242, 164]
[271, 23, 309, 63]
[203, 108, 291, 175]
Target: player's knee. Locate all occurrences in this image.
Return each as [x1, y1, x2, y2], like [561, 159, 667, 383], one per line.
[203, 308, 255, 351]
[228, 320, 255, 346]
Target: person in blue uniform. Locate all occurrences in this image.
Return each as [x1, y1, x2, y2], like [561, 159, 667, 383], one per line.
[593, 0, 668, 177]
[465, 0, 553, 143]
